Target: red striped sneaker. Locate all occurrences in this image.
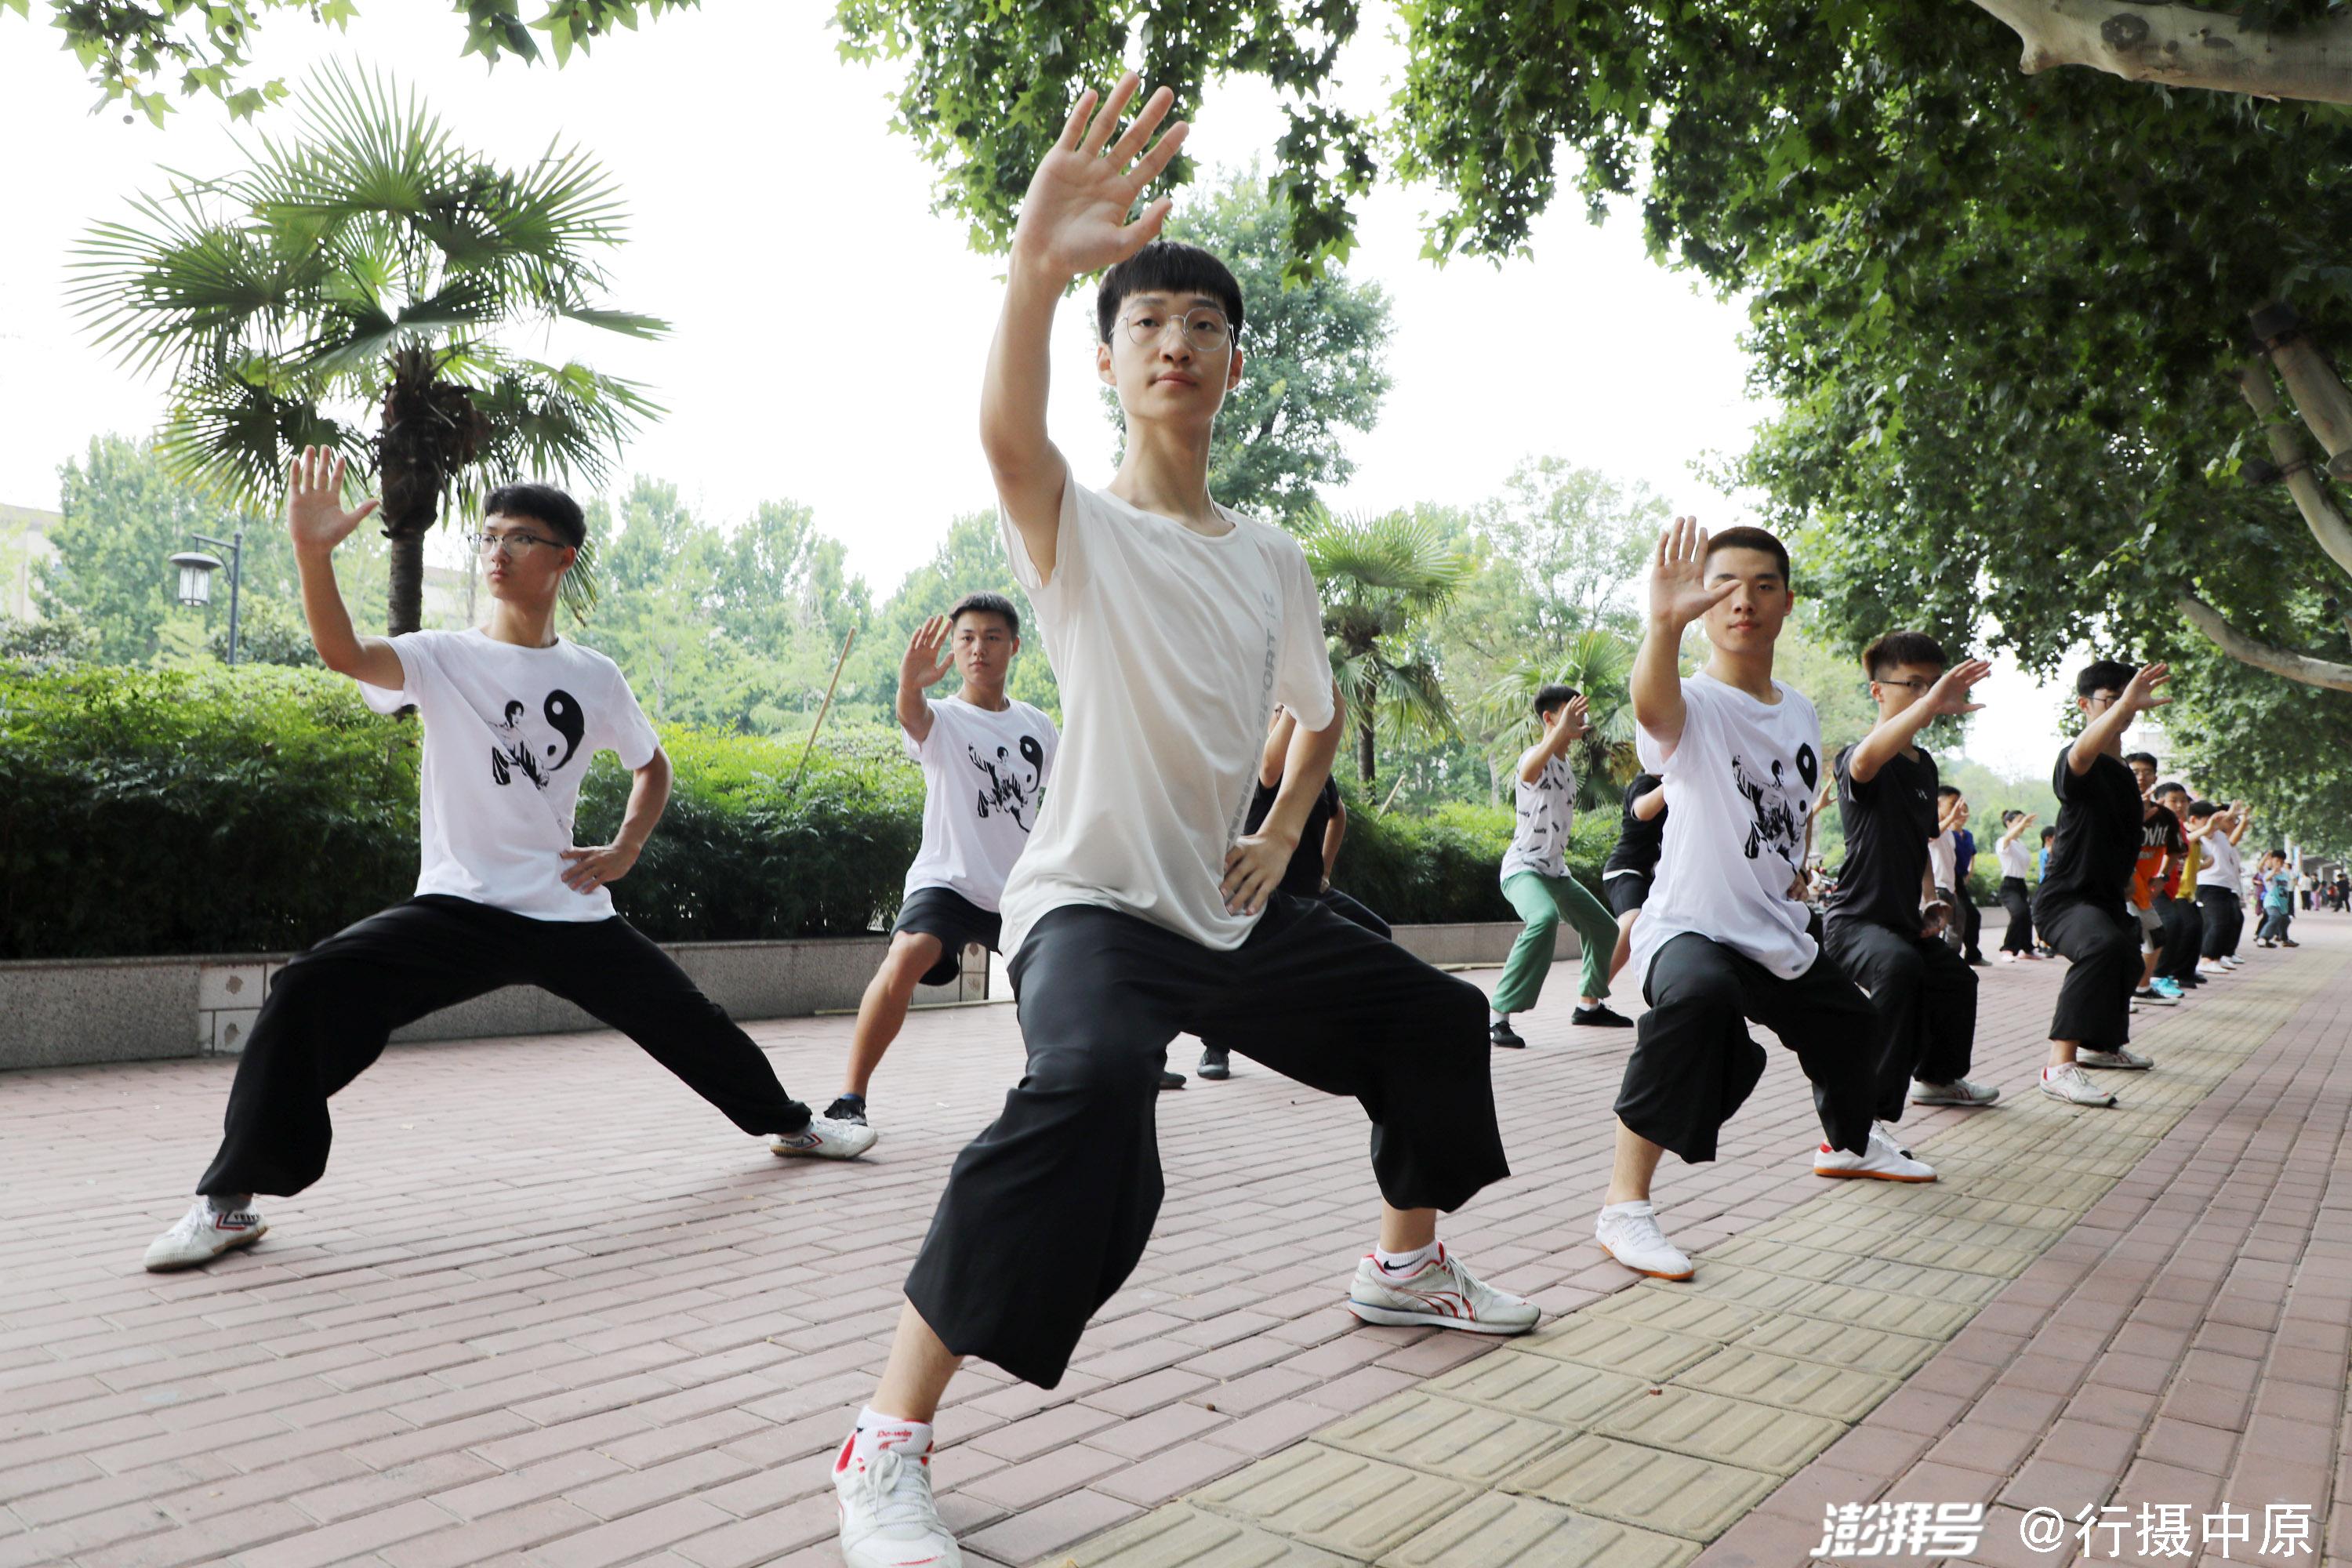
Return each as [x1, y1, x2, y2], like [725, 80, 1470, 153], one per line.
[143, 1197, 267, 1272]
[833, 1427, 959, 1567]
[1345, 1243, 1539, 1334]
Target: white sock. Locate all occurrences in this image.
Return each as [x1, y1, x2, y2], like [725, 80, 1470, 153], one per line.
[1599, 1199, 1653, 1218]
[852, 1406, 932, 1458]
[1374, 1242, 1437, 1275]
[1490, 1010, 1510, 1026]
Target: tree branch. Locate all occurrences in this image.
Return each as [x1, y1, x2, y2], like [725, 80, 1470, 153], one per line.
[2234, 359, 2352, 581]
[2178, 590, 2352, 691]
[1969, 0, 2352, 103]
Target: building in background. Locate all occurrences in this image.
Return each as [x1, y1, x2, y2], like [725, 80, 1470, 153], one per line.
[0, 503, 61, 621]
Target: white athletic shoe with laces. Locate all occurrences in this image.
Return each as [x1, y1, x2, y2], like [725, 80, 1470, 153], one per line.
[833, 1428, 960, 1568]
[1813, 1124, 1936, 1181]
[1345, 1244, 1539, 1334]
[772, 1114, 879, 1160]
[143, 1197, 267, 1272]
[1911, 1077, 2002, 1107]
[1595, 1201, 1694, 1280]
[2040, 1062, 2118, 1106]
[2078, 1047, 2154, 1071]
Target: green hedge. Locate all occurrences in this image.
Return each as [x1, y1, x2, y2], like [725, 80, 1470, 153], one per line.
[0, 666, 918, 959]
[0, 664, 1618, 957]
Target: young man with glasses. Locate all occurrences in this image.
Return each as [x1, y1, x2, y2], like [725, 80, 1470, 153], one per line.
[821, 599, 1067, 1132]
[142, 452, 872, 1273]
[1593, 519, 1886, 1282]
[827, 75, 1534, 1568]
[2030, 659, 2172, 1108]
[1819, 632, 1998, 1178]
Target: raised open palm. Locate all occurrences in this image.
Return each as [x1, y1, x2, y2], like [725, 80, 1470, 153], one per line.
[285, 445, 379, 554]
[1647, 515, 1737, 630]
[1926, 658, 1993, 717]
[902, 615, 955, 688]
[1011, 73, 1190, 278]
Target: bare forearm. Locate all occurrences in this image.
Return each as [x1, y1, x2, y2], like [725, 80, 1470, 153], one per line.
[615, 753, 672, 854]
[980, 260, 1069, 487]
[296, 547, 399, 686]
[1261, 706, 1345, 848]
[2067, 702, 2135, 774]
[1323, 813, 1345, 879]
[1846, 702, 1940, 784]
[1631, 615, 1687, 751]
[895, 676, 932, 744]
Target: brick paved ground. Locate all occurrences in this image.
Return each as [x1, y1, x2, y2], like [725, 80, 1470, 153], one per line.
[0, 913, 2343, 1567]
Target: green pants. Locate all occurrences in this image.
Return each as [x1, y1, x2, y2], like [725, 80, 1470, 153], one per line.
[1494, 869, 1618, 1014]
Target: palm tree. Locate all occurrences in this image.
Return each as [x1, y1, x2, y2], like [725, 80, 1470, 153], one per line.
[1475, 626, 1640, 810]
[72, 63, 662, 633]
[1299, 506, 1466, 784]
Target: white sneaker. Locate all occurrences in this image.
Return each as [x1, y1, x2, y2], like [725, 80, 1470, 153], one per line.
[1813, 1126, 1936, 1182]
[772, 1115, 879, 1160]
[143, 1197, 267, 1272]
[2220, 956, 2245, 969]
[1595, 1201, 1693, 1280]
[1345, 1244, 1539, 1334]
[2040, 1062, 2118, 1106]
[2078, 1047, 2153, 1071]
[1911, 1077, 2001, 1107]
[2132, 989, 2179, 1008]
[2196, 960, 2227, 977]
[833, 1428, 960, 1568]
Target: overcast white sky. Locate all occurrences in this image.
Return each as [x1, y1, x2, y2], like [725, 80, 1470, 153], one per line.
[0, 2, 2094, 771]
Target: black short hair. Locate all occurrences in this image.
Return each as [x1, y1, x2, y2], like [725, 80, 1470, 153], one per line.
[1862, 630, 1949, 680]
[2040, 826, 2057, 842]
[947, 590, 1019, 637]
[1534, 684, 1578, 718]
[1096, 241, 1245, 345]
[2189, 800, 2222, 818]
[2154, 780, 2189, 800]
[1702, 525, 1791, 586]
[2123, 751, 2158, 769]
[2076, 659, 2137, 699]
[484, 482, 585, 548]
[2002, 808, 2026, 826]
[1936, 785, 1962, 800]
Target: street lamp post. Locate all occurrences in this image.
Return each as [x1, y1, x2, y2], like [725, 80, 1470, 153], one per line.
[167, 528, 245, 666]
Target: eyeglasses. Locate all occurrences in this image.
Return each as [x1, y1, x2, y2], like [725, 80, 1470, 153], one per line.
[2085, 691, 2122, 707]
[1874, 677, 1936, 692]
[1120, 307, 1235, 355]
[469, 529, 564, 558]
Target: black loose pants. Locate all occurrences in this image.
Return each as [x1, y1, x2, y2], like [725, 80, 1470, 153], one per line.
[2197, 886, 2245, 960]
[1613, 932, 1879, 1165]
[1821, 917, 1978, 1122]
[197, 896, 811, 1197]
[2031, 894, 2137, 1050]
[1997, 877, 2035, 955]
[2154, 892, 2203, 982]
[904, 895, 1504, 1389]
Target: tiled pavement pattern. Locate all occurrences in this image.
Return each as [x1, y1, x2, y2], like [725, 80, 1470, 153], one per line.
[0, 917, 2340, 1567]
[1068, 928, 2352, 1568]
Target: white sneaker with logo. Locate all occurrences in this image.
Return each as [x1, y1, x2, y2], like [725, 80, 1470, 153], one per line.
[1345, 1243, 1539, 1334]
[772, 1114, 879, 1160]
[2040, 1062, 2118, 1106]
[1595, 1201, 1694, 1281]
[833, 1427, 960, 1568]
[1911, 1077, 2001, 1107]
[2078, 1047, 2154, 1071]
[143, 1197, 268, 1272]
[1813, 1124, 1936, 1181]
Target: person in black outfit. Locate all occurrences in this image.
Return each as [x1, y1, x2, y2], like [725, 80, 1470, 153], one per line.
[1197, 706, 1388, 1080]
[2032, 659, 2173, 1107]
[1600, 771, 1668, 980]
[2149, 782, 2206, 989]
[1820, 632, 1998, 1145]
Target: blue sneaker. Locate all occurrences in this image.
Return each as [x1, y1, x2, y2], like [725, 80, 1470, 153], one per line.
[2151, 977, 2185, 1000]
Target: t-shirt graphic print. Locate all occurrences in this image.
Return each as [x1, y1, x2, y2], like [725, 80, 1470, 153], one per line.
[1629, 672, 1824, 982]
[1501, 755, 1575, 884]
[360, 629, 659, 922]
[902, 695, 1061, 911]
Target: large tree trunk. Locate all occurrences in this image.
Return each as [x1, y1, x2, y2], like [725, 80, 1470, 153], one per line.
[376, 346, 488, 636]
[1357, 710, 1377, 784]
[1969, 1, 2352, 103]
[2233, 358, 2352, 579]
[2249, 303, 2352, 481]
[2179, 590, 2352, 691]
[386, 532, 427, 639]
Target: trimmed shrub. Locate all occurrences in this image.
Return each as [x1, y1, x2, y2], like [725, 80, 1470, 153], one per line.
[1330, 786, 1613, 925]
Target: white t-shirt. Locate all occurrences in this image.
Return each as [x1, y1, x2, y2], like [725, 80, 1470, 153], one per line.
[1997, 839, 2033, 879]
[901, 695, 1059, 912]
[360, 629, 659, 922]
[1501, 754, 1574, 884]
[1927, 830, 1958, 893]
[2196, 833, 2242, 891]
[1628, 672, 1824, 983]
[996, 479, 1336, 956]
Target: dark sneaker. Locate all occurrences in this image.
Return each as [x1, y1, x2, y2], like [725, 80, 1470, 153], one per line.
[1490, 1020, 1526, 1050]
[823, 1094, 868, 1127]
[1570, 1004, 1633, 1029]
[1196, 1048, 1231, 1080]
[1159, 1069, 1185, 1090]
